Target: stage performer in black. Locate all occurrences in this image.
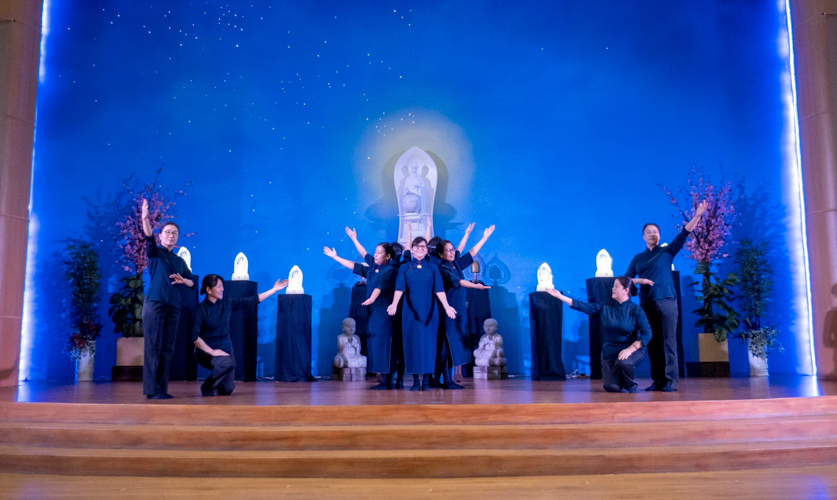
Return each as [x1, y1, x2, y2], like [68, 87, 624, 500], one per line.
[141, 198, 195, 399]
[387, 236, 457, 391]
[192, 274, 288, 396]
[545, 278, 651, 392]
[433, 224, 494, 389]
[324, 228, 398, 390]
[625, 201, 706, 392]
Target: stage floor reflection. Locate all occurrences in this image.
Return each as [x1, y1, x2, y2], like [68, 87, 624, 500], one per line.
[3, 375, 835, 406]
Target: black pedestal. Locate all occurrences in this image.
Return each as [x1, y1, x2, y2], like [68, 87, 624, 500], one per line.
[348, 284, 369, 356]
[225, 280, 259, 382]
[585, 277, 617, 380]
[528, 291, 565, 381]
[169, 274, 200, 381]
[463, 287, 492, 377]
[274, 294, 316, 382]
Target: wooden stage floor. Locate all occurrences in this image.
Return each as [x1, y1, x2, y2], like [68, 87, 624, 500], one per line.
[3, 375, 836, 406]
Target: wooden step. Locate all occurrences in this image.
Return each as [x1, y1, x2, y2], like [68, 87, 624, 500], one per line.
[3, 397, 837, 427]
[0, 415, 835, 451]
[1, 439, 836, 478]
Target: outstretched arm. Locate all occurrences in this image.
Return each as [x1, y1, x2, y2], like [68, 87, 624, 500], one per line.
[345, 227, 368, 258]
[459, 280, 490, 290]
[258, 278, 289, 302]
[468, 225, 495, 258]
[436, 291, 457, 319]
[545, 287, 573, 306]
[141, 199, 153, 237]
[684, 201, 707, 233]
[323, 247, 355, 270]
[361, 288, 382, 306]
[457, 223, 475, 253]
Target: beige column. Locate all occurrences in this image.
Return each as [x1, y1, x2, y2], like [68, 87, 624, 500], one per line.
[0, 1, 43, 386]
[790, 0, 837, 379]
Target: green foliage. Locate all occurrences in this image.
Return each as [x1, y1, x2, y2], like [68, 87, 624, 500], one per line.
[734, 239, 782, 359]
[63, 241, 103, 360]
[691, 261, 739, 343]
[108, 273, 145, 338]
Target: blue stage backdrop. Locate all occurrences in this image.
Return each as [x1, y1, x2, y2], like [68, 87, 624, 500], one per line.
[22, 0, 810, 381]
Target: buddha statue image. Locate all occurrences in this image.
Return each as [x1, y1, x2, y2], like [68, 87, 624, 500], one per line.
[536, 262, 554, 292]
[333, 318, 367, 370]
[595, 249, 613, 277]
[286, 265, 304, 294]
[232, 252, 249, 281]
[473, 318, 508, 379]
[394, 147, 438, 244]
[176, 247, 192, 271]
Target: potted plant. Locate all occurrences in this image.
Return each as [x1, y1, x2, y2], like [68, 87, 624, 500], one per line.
[109, 171, 190, 370]
[734, 238, 782, 376]
[661, 167, 738, 364]
[63, 241, 103, 381]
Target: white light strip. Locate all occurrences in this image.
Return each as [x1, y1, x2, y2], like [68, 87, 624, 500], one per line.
[782, 0, 816, 376]
[38, 0, 51, 83]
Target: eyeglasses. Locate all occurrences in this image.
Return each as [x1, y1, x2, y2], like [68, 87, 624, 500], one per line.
[443, 248, 456, 253]
[162, 230, 179, 236]
[413, 245, 427, 249]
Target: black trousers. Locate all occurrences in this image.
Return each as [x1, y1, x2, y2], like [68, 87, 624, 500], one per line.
[642, 298, 679, 389]
[142, 301, 181, 396]
[195, 348, 236, 396]
[601, 347, 647, 392]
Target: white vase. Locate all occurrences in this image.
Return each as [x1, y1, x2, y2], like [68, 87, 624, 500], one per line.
[76, 342, 95, 382]
[748, 341, 768, 377]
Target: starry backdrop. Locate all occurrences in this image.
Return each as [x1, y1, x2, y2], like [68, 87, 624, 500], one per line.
[25, 0, 808, 380]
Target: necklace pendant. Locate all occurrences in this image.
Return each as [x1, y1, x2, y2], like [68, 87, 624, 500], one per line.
[375, 269, 379, 273]
[417, 265, 422, 269]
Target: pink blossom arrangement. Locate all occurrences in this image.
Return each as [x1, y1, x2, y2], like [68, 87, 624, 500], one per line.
[112, 170, 191, 273]
[660, 167, 737, 265]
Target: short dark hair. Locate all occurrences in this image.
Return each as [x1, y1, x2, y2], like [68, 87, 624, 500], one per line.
[377, 242, 394, 261]
[390, 242, 403, 259]
[161, 221, 180, 233]
[201, 274, 224, 295]
[642, 223, 659, 233]
[412, 236, 427, 247]
[615, 276, 638, 297]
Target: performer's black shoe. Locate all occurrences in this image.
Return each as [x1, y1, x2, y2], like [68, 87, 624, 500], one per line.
[625, 385, 639, 393]
[661, 384, 678, 392]
[395, 379, 405, 389]
[420, 374, 431, 391]
[644, 384, 662, 391]
[410, 374, 422, 391]
[147, 393, 174, 400]
[444, 382, 465, 390]
[369, 380, 391, 391]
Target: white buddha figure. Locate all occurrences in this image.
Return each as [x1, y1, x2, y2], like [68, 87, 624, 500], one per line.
[286, 265, 304, 294]
[333, 318, 367, 369]
[474, 319, 506, 368]
[595, 249, 614, 277]
[177, 247, 192, 271]
[232, 252, 249, 281]
[536, 263, 554, 292]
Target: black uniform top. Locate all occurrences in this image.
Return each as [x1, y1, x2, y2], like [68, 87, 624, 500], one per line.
[353, 253, 397, 298]
[571, 299, 652, 358]
[145, 234, 194, 307]
[191, 295, 259, 353]
[624, 228, 689, 304]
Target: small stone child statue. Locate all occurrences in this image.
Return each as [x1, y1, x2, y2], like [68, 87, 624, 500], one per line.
[473, 318, 508, 379]
[332, 318, 367, 381]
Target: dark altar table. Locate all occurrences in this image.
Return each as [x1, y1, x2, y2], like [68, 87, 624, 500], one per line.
[274, 294, 316, 382]
[224, 280, 259, 382]
[528, 291, 566, 381]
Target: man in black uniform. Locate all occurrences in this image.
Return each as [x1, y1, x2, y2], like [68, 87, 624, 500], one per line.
[141, 198, 195, 399]
[625, 201, 705, 392]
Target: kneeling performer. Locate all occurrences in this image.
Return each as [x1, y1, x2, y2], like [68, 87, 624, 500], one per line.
[545, 277, 651, 393]
[192, 274, 288, 396]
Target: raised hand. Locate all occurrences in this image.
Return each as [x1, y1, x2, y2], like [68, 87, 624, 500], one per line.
[273, 278, 289, 291]
[345, 227, 357, 241]
[169, 273, 187, 285]
[141, 198, 149, 220]
[483, 225, 495, 238]
[465, 222, 475, 234]
[323, 247, 337, 258]
[695, 200, 707, 217]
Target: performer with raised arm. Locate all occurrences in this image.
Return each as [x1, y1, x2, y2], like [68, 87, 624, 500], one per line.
[434, 225, 495, 389]
[625, 201, 706, 392]
[324, 228, 398, 390]
[387, 237, 457, 391]
[545, 277, 651, 393]
[192, 275, 288, 396]
[140, 198, 195, 399]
